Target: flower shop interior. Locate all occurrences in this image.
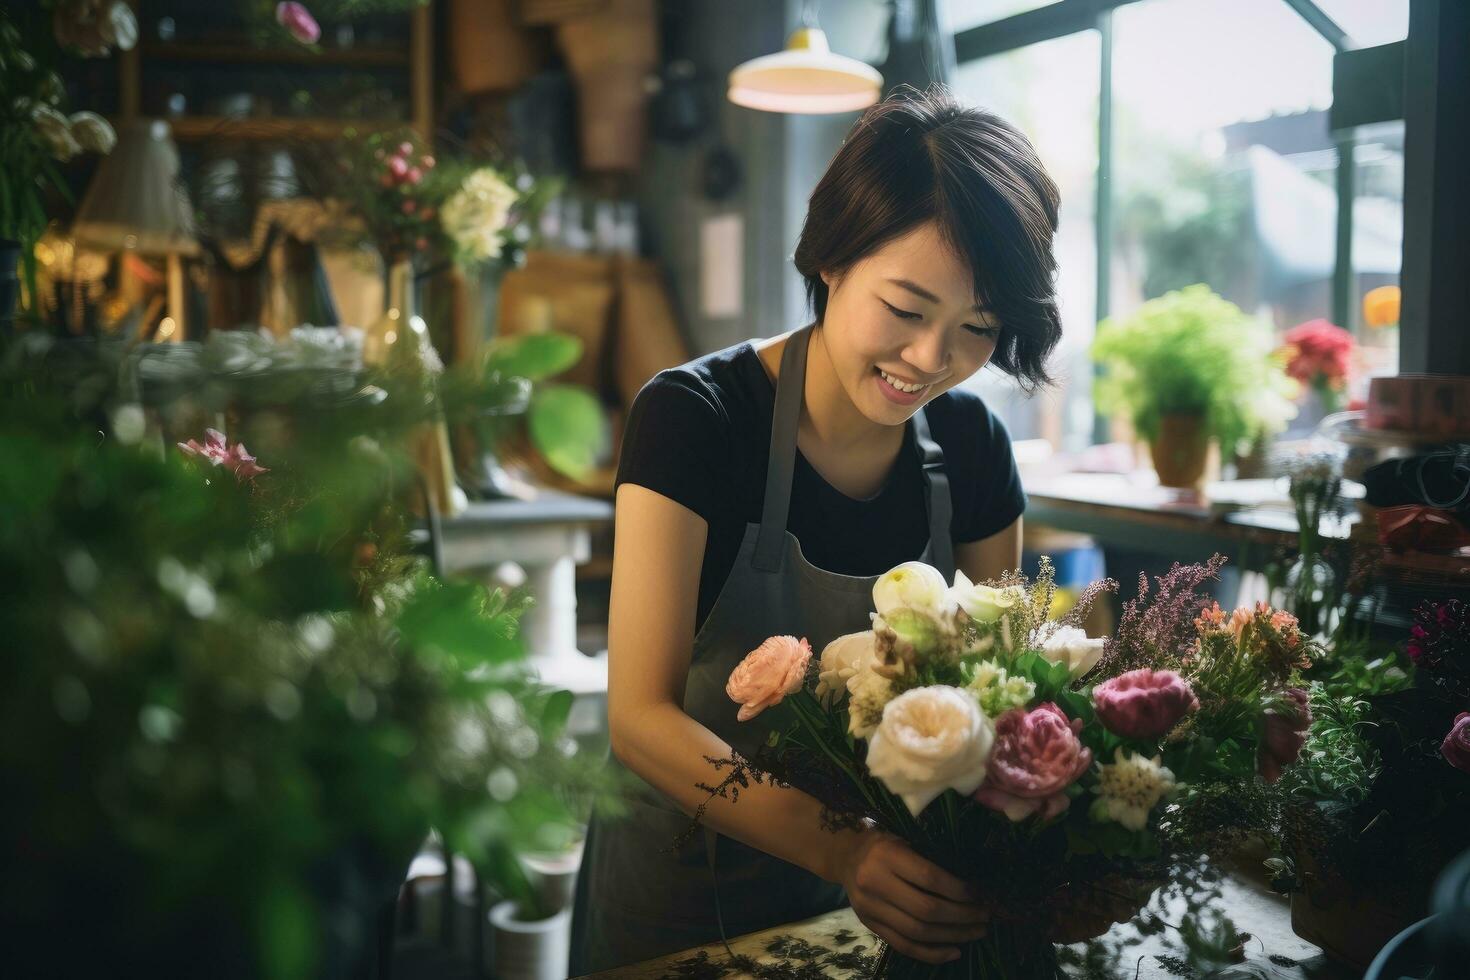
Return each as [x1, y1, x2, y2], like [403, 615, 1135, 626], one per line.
[5, 0, 1469, 978]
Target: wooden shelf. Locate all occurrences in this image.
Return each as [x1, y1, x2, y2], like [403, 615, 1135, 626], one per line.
[157, 116, 405, 141]
[140, 40, 410, 68]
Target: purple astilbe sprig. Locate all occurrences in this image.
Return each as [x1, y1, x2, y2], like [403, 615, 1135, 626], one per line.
[1097, 554, 1230, 678]
[1055, 576, 1121, 634]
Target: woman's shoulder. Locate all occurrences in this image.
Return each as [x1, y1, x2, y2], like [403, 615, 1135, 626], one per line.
[923, 384, 1015, 457]
[616, 340, 771, 517]
[632, 340, 771, 431]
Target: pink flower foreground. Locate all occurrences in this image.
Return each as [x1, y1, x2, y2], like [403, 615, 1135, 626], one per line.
[178, 429, 269, 482]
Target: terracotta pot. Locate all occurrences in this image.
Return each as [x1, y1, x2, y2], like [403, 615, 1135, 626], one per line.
[1149, 413, 1211, 489]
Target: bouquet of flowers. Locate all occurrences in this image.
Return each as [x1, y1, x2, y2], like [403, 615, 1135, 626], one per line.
[1280, 318, 1355, 414]
[704, 556, 1318, 978]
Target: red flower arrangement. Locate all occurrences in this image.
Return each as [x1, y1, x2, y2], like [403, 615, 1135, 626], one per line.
[1281, 319, 1355, 412]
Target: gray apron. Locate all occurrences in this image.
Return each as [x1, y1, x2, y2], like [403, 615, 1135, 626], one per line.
[570, 323, 956, 975]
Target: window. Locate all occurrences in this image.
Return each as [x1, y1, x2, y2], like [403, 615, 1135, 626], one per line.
[947, 1, 1061, 33]
[1314, 0, 1410, 47]
[1111, 0, 1336, 332]
[952, 30, 1100, 450]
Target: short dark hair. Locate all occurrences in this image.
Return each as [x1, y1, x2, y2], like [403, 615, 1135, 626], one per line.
[793, 84, 1062, 391]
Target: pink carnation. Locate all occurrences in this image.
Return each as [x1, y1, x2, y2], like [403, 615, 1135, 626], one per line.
[726, 635, 811, 722]
[1092, 668, 1199, 741]
[1259, 687, 1312, 784]
[275, 2, 320, 45]
[974, 703, 1092, 822]
[178, 429, 268, 483]
[1441, 712, 1470, 774]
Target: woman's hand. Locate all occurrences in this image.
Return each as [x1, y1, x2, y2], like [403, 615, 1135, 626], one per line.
[832, 827, 991, 965]
[1044, 874, 1159, 943]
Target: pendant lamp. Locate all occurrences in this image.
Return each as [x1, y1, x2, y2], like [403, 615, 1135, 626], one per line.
[727, 1, 883, 114]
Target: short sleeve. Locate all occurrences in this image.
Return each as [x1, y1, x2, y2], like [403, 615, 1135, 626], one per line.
[954, 402, 1027, 543]
[614, 368, 731, 523]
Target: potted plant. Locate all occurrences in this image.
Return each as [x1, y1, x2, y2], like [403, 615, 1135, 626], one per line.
[1091, 284, 1296, 489]
[0, 334, 621, 979]
[1266, 598, 1469, 970]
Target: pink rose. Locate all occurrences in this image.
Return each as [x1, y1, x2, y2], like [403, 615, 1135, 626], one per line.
[1258, 687, 1312, 784]
[275, 2, 320, 45]
[1092, 668, 1199, 741]
[1441, 712, 1470, 774]
[974, 703, 1092, 822]
[405, 166, 423, 185]
[387, 155, 409, 181]
[726, 635, 811, 722]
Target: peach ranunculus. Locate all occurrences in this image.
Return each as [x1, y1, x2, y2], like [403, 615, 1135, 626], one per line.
[726, 635, 812, 722]
[974, 703, 1092, 822]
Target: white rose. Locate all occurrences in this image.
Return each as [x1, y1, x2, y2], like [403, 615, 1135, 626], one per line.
[442, 167, 518, 262]
[68, 111, 116, 154]
[816, 630, 877, 707]
[866, 686, 994, 816]
[1038, 625, 1107, 680]
[946, 569, 1024, 624]
[98, 1, 139, 51]
[32, 106, 79, 161]
[1090, 748, 1176, 832]
[845, 667, 893, 739]
[873, 561, 949, 618]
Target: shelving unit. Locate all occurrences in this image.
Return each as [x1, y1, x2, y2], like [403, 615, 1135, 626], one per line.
[115, 0, 434, 140]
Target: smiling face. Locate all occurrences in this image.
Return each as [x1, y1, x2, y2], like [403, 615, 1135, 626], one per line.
[817, 220, 1001, 426]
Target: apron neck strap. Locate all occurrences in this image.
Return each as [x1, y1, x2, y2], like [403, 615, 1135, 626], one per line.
[753, 324, 955, 577]
[754, 324, 812, 570]
[911, 406, 955, 581]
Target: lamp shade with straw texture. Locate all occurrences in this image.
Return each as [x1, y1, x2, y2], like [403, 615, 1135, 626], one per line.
[72, 119, 198, 256]
[728, 26, 882, 114]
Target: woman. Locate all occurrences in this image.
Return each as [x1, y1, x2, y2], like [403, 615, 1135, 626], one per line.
[571, 86, 1088, 974]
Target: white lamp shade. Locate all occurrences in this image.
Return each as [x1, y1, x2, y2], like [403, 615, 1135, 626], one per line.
[728, 27, 883, 114]
[72, 119, 198, 256]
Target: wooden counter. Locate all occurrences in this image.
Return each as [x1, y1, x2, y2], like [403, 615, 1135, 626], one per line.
[579, 869, 1361, 979]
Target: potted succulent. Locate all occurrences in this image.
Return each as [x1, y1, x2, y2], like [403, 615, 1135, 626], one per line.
[1091, 285, 1296, 489]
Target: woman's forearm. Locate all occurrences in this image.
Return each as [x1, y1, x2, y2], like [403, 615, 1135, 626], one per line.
[609, 701, 862, 884]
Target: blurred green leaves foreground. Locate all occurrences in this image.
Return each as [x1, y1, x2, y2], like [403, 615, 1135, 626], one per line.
[0, 331, 621, 979]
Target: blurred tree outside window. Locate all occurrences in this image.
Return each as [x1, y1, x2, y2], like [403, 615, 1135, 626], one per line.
[946, 0, 1408, 449]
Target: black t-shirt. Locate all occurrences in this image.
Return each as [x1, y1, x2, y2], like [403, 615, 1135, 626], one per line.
[614, 339, 1027, 634]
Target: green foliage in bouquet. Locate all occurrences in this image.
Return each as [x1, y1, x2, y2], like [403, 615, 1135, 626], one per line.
[0, 337, 620, 979]
[1091, 285, 1297, 455]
